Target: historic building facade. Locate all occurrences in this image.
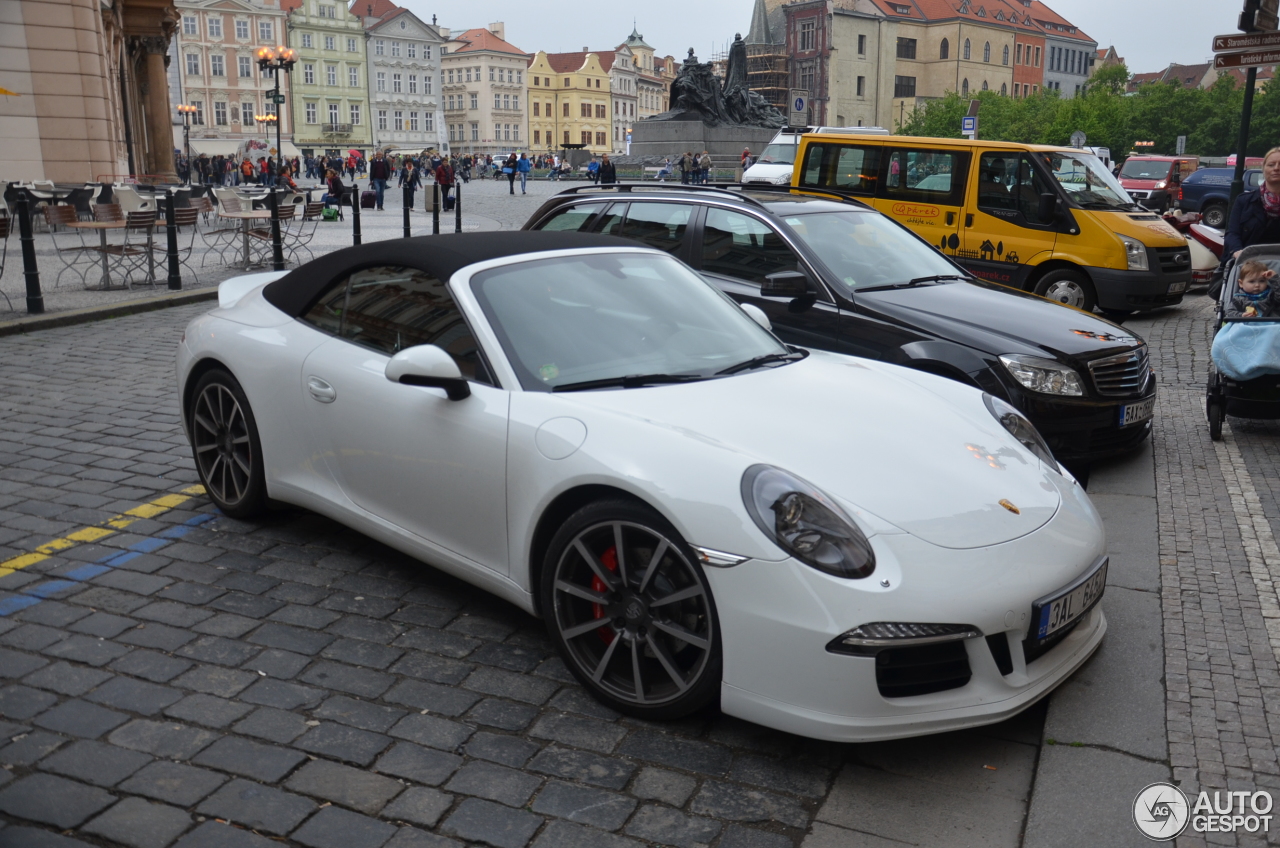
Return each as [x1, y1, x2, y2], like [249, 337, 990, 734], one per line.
[527, 51, 611, 155]
[440, 24, 527, 155]
[624, 28, 669, 121]
[364, 6, 445, 154]
[282, 0, 372, 155]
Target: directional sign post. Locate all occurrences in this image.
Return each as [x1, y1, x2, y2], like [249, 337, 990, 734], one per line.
[1213, 30, 1280, 51]
[1215, 48, 1280, 69]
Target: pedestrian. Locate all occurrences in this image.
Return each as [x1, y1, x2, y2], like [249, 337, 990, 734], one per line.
[504, 153, 518, 194]
[516, 152, 531, 194]
[321, 168, 344, 208]
[1225, 260, 1280, 319]
[680, 151, 693, 185]
[698, 150, 712, 185]
[741, 147, 753, 171]
[399, 159, 422, 207]
[598, 153, 617, 185]
[435, 156, 455, 209]
[278, 163, 298, 192]
[1226, 147, 1280, 264]
[240, 157, 255, 185]
[587, 157, 600, 184]
[368, 150, 390, 211]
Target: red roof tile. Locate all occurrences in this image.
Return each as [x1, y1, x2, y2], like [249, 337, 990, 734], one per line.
[450, 27, 526, 56]
[352, 0, 398, 20]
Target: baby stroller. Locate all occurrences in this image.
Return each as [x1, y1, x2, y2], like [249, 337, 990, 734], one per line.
[1205, 244, 1280, 440]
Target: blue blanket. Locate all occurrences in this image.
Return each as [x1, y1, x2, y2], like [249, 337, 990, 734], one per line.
[1212, 322, 1280, 380]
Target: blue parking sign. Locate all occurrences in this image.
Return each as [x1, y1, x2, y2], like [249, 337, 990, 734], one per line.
[961, 116, 976, 133]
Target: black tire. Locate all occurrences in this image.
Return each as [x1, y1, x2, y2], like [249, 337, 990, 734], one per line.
[1201, 203, 1226, 229]
[1208, 402, 1224, 441]
[1035, 269, 1098, 312]
[540, 499, 721, 720]
[187, 369, 269, 518]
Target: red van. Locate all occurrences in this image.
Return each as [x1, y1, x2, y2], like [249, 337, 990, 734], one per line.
[1117, 156, 1199, 211]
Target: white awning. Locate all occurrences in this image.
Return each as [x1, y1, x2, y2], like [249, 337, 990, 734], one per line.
[186, 139, 243, 157]
[279, 141, 302, 159]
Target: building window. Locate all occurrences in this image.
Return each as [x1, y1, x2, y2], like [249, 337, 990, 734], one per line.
[424, 113, 434, 132]
[983, 42, 991, 62]
[376, 71, 385, 91]
[183, 16, 197, 35]
[424, 77, 431, 95]
[533, 102, 540, 117]
[392, 73, 401, 93]
[596, 131, 606, 146]
[208, 18, 222, 37]
[375, 39, 384, 56]
[1002, 45, 1010, 65]
[348, 37, 357, 52]
[563, 130, 570, 144]
[961, 78, 969, 95]
[513, 126, 519, 140]
[329, 103, 339, 124]
[242, 102, 254, 124]
[210, 55, 225, 76]
[320, 4, 335, 17]
[981, 80, 988, 91]
[446, 94, 453, 110]
[391, 41, 401, 57]
[407, 43, 416, 58]
[799, 63, 814, 93]
[186, 54, 200, 76]
[190, 100, 204, 124]
[1034, 46, 1041, 67]
[327, 65, 336, 86]
[410, 111, 419, 131]
[306, 102, 317, 123]
[235, 20, 249, 39]
[378, 110, 387, 131]
[324, 36, 335, 51]
[534, 130, 540, 144]
[857, 76, 866, 97]
[408, 74, 417, 94]
[516, 71, 522, 83]
[896, 37, 916, 60]
[940, 38, 949, 59]
[581, 103, 591, 118]
[963, 39, 971, 59]
[489, 68, 495, 81]
[470, 93, 478, 109]
[503, 94, 510, 110]
[394, 110, 402, 129]
[1016, 43, 1023, 64]
[447, 69, 453, 83]
[581, 130, 591, 146]
[238, 56, 251, 79]
[1002, 83, 1008, 95]
[894, 75, 916, 97]
[349, 66, 358, 87]
[563, 102, 569, 117]
[596, 104, 606, 118]
[800, 20, 816, 51]
[857, 34, 866, 55]
[495, 94, 502, 109]
[350, 104, 360, 125]
[259, 21, 273, 42]
[214, 101, 228, 125]
[301, 33, 313, 49]
[424, 45, 432, 60]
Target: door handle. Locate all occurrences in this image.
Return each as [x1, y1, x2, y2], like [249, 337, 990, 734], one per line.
[307, 376, 336, 403]
[965, 214, 974, 228]
[946, 211, 956, 226]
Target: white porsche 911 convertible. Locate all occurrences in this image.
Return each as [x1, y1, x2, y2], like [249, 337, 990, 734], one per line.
[177, 231, 1107, 742]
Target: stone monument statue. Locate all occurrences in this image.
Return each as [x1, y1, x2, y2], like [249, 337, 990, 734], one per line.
[648, 41, 783, 129]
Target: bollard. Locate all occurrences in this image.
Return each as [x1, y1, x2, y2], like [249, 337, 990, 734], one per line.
[403, 184, 411, 239]
[165, 188, 182, 290]
[269, 189, 284, 271]
[432, 182, 440, 235]
[15, 197, 43, 314]
[351, 184, 362, 245]
[454, 179, 462, 233]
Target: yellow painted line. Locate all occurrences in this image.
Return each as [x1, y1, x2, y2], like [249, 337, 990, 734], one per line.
[0, 485, 207, 575]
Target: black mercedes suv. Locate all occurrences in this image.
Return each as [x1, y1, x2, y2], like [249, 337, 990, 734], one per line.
[523, 184, 1156, 463]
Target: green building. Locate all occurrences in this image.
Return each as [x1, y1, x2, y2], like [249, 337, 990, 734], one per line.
[282, 0, 373, 154]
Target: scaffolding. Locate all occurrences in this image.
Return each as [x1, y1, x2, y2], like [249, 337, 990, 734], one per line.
[747, 45, 788, 115]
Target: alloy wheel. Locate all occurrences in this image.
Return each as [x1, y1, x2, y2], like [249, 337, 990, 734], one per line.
[191, 382, 254, 507]
[551, 520, 714, 707]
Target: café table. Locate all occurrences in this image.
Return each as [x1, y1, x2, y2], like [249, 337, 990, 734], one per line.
[65, 219, 130, 289]
[218, 209, 273, 269]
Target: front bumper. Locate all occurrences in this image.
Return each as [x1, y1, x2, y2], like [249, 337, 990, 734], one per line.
[1086, 264, 1188, 311]
[707, 474, 1107, 742]
[1018, 386, 1155, 462]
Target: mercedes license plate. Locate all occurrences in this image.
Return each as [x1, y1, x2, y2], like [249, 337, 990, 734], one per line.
[1119, 397, 1155, 427]
[1031, 557, 1108, 641]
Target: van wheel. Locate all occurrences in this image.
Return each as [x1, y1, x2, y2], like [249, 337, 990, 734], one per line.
[1035, 270, 1097, 312]
[1201, 203, 1226, 229]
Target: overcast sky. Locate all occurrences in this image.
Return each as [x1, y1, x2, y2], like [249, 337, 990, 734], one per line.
[392, 0, 1236, 76]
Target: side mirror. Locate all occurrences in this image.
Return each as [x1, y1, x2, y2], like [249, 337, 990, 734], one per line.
[762, 269, 811, 298]
[739, 303, 771, 331]
[385, 345, 471, 401]
[1037, 192, 1058, 223]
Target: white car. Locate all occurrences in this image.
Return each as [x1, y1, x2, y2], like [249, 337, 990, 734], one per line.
[177, 231, 1108, 742]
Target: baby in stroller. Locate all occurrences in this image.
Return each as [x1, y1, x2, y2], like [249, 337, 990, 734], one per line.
[1206, 246, 1280, 439]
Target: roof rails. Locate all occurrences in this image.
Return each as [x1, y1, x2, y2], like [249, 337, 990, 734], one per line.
[552, 183, 769, 210]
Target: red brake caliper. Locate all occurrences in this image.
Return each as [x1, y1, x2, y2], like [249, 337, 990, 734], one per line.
[592, 546, 619, 644]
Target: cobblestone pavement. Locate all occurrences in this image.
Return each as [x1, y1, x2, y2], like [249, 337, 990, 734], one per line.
[0, 299, 1056, 846]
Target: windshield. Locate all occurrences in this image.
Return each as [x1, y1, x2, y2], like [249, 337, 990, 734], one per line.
[470, 252, 787, 391]
[1044, 152, 1135, 210]
[785, 210, 962, 291]
[756, 141, 800, 166]
[1119, 159, 1172, 180]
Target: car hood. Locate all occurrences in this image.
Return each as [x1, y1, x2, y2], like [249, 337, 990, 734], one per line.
[857, 282, 1143, 362]
[563, 351, 1063, 550]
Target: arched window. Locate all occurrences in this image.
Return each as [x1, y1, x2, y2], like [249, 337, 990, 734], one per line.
[1000, 82, 1007, 95]
[963, 39, 971, 59]
[1002, 45, 1009, 65]
[940, 38, 949, 59]
[983, 42, 991, 62]
[961, 78, 969, 95]
[981, 80, 989, 91]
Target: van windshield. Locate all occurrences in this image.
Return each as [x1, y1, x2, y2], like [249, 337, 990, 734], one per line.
[785, 210, 961, 291]
[1119, 159, 1171, 180]
[1045, 152, 1136, 211]
[756, 142, 800, 166]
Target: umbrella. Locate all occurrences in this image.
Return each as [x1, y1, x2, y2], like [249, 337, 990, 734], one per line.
[348, 149, 361, 156]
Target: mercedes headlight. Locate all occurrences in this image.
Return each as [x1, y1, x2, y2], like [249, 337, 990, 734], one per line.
[999, 354, 1084, 396]
[1117, 234, 1149, 271]
[741, 465, 875, 579]
[983, 394, 1060, 473]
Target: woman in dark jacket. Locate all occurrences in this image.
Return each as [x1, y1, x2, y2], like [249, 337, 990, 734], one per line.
[1225, 147, 1280, 263]
[322, 169, 345, 208]
[399, 160, 422, 208]
[598, 153, 618, 185]
[504, 153, 519, 195]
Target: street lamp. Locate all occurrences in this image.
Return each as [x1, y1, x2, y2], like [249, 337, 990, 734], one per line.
[176, 104, 198, 185]
[255, 45, 297, 183]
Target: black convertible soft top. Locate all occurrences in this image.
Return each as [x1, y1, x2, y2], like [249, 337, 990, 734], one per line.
[262, 231, 636, 318]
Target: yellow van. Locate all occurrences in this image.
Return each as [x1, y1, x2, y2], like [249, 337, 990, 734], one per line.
[792, 134, 1192, 313]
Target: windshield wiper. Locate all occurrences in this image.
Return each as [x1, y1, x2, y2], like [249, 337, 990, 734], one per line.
[859, 274, 970, 292]
[552, 373, 707, 392]
[715, 348, 808, 376]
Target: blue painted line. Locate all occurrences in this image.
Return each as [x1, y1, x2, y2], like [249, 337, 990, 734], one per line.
[0, 596, 40, 616]
[156, 526, 191, 540]
[187, 513, 216, 526]
[103, 551, 142, 567]
[128, 537, 171, 553]
[63, 564, 112, 582]
[23, 581, 77, 598]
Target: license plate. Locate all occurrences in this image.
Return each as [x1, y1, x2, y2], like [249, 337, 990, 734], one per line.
[1119, 397, 1155, 427]
[1168, 281, 1188, 294]
[1032, 557, 1108, 641]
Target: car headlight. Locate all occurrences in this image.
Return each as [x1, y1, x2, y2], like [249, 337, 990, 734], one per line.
[1117, 234, 1149, 271]
[998, 354, 1084, 396]
[773, 171, 793, 185]
[741, 465, 875, 579]
[983, 394, 1060, 473]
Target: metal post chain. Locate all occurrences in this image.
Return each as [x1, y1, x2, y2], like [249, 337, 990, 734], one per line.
[351, 182, 361, 245]
[403, 184, 411, 239]
[165, 188, 181, 290]
[269, 189, 284, 271]
[432, 182, 440, 235]
[15, 197, 43, 314]
[454, 179, 462, 233]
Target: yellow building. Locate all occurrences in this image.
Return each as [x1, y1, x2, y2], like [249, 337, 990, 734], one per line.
[526, 50, 612, 155]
